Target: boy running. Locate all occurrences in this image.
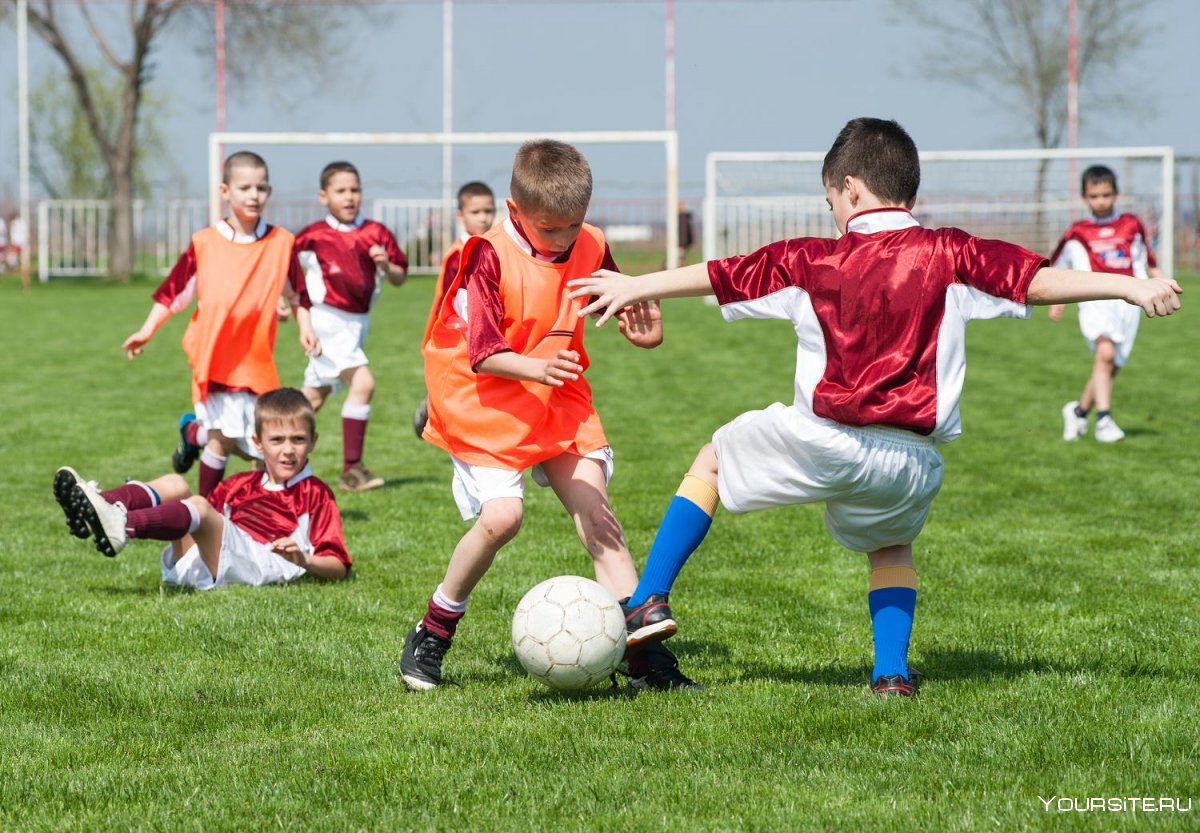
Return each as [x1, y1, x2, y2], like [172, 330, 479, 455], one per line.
[295, 161, 409, 492]
[569, 118, 1181, 697]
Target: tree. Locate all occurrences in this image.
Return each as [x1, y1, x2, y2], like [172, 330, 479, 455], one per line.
[6, 1, 374, 278]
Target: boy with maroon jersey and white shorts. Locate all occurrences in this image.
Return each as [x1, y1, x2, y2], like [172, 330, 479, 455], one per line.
[53, 388, 351, 589]
[296, 161, 408, 492]
[1048, 165, 1162, 443]
[570, 118, 1181, 698]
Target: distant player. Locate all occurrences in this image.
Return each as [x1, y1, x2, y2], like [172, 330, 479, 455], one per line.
[401, 140, 699, 692]
[569, 118, 1181, 697]
[412, 180, 497, 438]
[123, 151, 317, 498]
[294, 161, 409, 492]
[54, 388, 351, 589]
[1049, 165, 1162, 442]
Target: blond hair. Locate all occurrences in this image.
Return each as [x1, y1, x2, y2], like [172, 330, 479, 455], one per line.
[510, 140, 592, 217]
[254, 388, 316, 438]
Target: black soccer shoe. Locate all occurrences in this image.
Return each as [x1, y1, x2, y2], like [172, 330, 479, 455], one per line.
[172, 413, 201, 474]
[871, 673, 918, 697]
[54, 467, 91, 539]
[400, 622, 453, 691]
[621, 594, 677, 652]
[412, 396, 429, 439]
[627, 643, 703, 692]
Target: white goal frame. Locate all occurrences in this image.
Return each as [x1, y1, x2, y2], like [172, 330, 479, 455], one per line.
[209, 130, 681, 269]
[704, 146, 1175, 277]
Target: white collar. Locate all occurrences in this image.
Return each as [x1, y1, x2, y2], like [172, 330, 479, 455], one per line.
[325, 213, 366, 232]
[503, 217, 562, 262]
[846, 208, 921, 235]
[1088, 213, 1117, 225]
[217, 218, 269, 243]
[261, 463, 313, 491]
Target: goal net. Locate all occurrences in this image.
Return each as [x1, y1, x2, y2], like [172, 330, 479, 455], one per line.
[704, 147, 1175, 276]
[209, 131, 680, 275]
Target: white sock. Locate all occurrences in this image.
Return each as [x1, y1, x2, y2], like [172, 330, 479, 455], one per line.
[433, 584, 468, 613]
[183, 500, 201, 534]
[342, 401, 371, 421]
[200, 448, 227, 469]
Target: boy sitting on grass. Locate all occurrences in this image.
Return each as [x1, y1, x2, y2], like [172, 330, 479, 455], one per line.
[54, 388, 350, 589]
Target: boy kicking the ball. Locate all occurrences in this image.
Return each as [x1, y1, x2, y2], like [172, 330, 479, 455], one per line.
[569, 117, 1181, 697]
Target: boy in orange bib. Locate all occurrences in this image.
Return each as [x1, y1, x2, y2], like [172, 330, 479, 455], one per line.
[122, 152, 318, 497]
[402, 140, 698, 692]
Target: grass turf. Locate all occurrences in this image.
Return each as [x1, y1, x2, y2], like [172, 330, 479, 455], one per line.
[1, 273, 1197, 831]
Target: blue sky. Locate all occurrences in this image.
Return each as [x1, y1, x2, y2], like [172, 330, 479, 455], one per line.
[1, 0, 1196, 202]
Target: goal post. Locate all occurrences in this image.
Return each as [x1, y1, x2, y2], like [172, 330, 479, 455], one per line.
[705, 146, 1175, 277]
[208, 130, 681, 270]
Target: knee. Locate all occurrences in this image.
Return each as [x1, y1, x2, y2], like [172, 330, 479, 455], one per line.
[1094, 340, 1116, 365]
[158, 474, 190, 499]
[348, 368, 375, 402]
[478, 502, 523, 546]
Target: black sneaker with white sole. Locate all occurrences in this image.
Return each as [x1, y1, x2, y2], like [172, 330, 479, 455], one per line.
[400, 623, 453, 690]
[626, 642, 703, 692]
[172, 413, 201, 474]
[53, 467, 91, 539]
[621, 594, 677, 651]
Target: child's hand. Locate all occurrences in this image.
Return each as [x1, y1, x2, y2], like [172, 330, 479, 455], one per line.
[536, 349, 583, 388]
[568, 270, 638, 327]
[1128, 276, 1183, 317]
[122, 328, 152, 360]
[369, 244, 390, 267]
[302, 331, 322, 358]
[1048, 304, 1064, 321]
[269, 538, 308, 568]
[276, 296, 293, 322]
[617, 300, 663, 348]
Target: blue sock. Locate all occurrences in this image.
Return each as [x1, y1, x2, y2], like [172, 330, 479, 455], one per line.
[629, 483, 716, 606]
[869, 586, 917, 681]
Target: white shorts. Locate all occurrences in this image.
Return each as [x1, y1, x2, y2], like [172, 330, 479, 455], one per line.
[194, 391, 261, 459]
[1077, 299, 1141, 368]
[449, 448, 615, 520]
[713, 403, 945, 553]
[160, 520, 306, 590]
[303, 304, 370, 391]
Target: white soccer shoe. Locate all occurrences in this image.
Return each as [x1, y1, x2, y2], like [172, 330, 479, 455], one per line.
[72, 478, 128, 557]
[1061, 401, 1088, 441]
[1094, 415, 1126, 443]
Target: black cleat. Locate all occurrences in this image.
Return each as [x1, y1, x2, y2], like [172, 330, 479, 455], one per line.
[412, 396, 429, 439]
[871, 673, 918, 697]
[172, 413, 201, 474]
[54, 467, 91, 539]
[626, 643, 703, 692]
[621, 594, 677, 651]
[400, 622, 452, 690]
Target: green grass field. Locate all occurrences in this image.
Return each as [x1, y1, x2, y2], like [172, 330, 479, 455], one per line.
[1, 273, 1197, 832]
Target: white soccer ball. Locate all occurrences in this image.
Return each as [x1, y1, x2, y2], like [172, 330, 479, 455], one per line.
[511, 575, 626, 690]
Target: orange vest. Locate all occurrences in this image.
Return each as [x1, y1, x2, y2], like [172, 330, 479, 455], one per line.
[423, 223, 608, 469]
[181, 225, 294, 402]
[422, 238, 466, 349]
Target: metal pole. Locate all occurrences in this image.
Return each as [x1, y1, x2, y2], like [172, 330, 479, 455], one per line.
[17, 0, 32, 290]
[441, 0, 454, 254]
[1066, 0, 1078, 195]
[665, 0, 675, 132]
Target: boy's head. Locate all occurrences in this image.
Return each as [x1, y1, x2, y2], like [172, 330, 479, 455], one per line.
[219, 151, 272, 228]
[821, 118, 920, 232]
[456, 181, 496, 237]
[1081, 165, 1118, 219]
[252, 388, 318, 484]
[507, 140, 592, 257]
[319, 161, 363, 225]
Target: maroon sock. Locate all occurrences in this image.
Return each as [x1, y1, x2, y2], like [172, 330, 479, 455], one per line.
[198, 459, 225, 498]
[100, 481, 157, 511]
[126, 501, 195, 541]
[421, 597, 465, 640]
[342, 417, 368, 472]
[184, 420, 202, 446]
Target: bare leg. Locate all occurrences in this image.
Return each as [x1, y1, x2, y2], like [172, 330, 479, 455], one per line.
[440, 497, 523, 600]
[143, 473, 191, 502]
[542, 453, 639, 599]
[183, 495, 226, 579]
[341, 365, 376, 407]
[1084, 337, 1118, 412]
[303, 385, 332, 412]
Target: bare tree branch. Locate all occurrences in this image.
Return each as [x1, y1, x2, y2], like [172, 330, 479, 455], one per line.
[77, 0, 127, 72]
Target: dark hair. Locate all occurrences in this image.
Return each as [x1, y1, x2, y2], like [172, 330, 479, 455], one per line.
[1081, 165, 1118, 195]
[255, 388, 316, 438]
[821, 118, 920, 206]
[510, 140, 592, 216]
[320, 161, 360, 190]
[222, 151, 269, 185]
[457, 181, 494, 208]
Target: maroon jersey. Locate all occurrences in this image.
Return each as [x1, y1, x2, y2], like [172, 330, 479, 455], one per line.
[153, 220, 308, 313]
[460, 219, 620, 367]
[708, 209, 1047, 441]
[295, 216, 407, 313]
[1049, 213, 1156, 276]
[207, 467, 351, 567]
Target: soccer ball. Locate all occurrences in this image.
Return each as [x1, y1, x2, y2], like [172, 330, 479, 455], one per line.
[511, 575, 626, 690]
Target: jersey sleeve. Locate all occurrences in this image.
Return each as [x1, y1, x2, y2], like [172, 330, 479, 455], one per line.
[152, 243, 199, 312]
[379, 226, 408, 273]
[206, 477, 232, 512]
[439, 249, 462, 293]
[600, 243, 620, 273]
[948, 229, 1046, 304]
[308, 487, 351, 566]
[287, 248, 311, 309]
[1133, 217, 1157, 271]
[707, 237, 832, 310]
[463, 241, 513, 368]
[1052, 238, 1090, 271]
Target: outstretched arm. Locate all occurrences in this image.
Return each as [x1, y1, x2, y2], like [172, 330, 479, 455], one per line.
[1026, 267, 1181, 317]
[122, 302, 172, 359]
[568, 263, 712, 327]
